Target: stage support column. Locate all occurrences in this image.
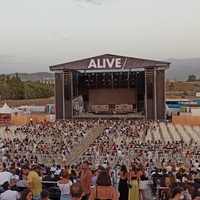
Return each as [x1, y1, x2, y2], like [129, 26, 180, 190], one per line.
[62, 72, 65, 119]
[135, 72, 137, 113]
[144, 72, 147, 120]
[54, 71, 73, 120]
[145, 68, 166, 120]
[55, 73, 64, 120]
[156, 69, 166, 120]
[63, 70, 73, 119]
[145, 68, 155, 120]
[154, 68, 157, 121]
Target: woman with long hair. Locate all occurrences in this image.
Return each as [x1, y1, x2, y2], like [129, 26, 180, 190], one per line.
[118, 164, 128, 200]
[137, 164, 147, 200]
[170, 187, 184, 200]
[89, 170, 119, 200]
[19, 188, 33, 200]
[168, 173, 177, 186]
[57, 169, 73, 200]
[128, 164, 139, 200]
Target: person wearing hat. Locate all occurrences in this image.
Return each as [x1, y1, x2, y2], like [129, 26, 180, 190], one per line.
[22, 164, 42, 200]
[0, 181, 20, 200]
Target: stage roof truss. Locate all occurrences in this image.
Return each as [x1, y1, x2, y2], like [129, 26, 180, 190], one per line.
[49, 54, 170, 72]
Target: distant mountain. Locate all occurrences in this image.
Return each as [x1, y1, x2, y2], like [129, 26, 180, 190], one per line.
[5, 58, 200, 82]
[9, 72, 54, 82]
[164, 58, 200, 81]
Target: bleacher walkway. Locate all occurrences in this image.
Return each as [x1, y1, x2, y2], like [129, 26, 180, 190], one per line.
[145, 185, 155, 200]
[66, 123, 105, 165]
[66, 123, 155, 199]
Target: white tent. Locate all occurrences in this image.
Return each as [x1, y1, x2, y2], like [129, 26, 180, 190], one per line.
[0, 102, 15, 114]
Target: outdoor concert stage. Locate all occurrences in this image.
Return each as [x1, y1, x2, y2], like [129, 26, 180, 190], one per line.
[49, 54, 170, 121]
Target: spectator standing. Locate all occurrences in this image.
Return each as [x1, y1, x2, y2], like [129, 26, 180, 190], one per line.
[137, 164, 148, 200]
[89, 171, 119, 200]
[22, 164, 42, 200]
[128, 165, 139, 200]
[118, 164, 128, 200]
[57, 169, 72, 200]
[80, 161, 92, 200]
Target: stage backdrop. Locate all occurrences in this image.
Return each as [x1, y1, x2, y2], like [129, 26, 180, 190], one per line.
[89, 89, 136, 105]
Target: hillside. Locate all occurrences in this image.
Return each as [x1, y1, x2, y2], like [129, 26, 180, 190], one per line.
[9, 72, 54, 82]
[3, 57, 200, 82]
[165, 58, 200, 81]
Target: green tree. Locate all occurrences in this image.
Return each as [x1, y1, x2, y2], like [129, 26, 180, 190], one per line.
[187, 74, 196, 82]
[25, 81, 54, 99]
[181, 93, 185, 98]
[0, 75, 6, 99]
[9, 74, 25, 99]
[183, 91, 188, 96]
[0, 74, 54, 100]
[169, 82, 175, 91]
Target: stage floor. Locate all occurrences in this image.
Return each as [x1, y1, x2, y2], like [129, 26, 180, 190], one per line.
[73, 112, 144, 120]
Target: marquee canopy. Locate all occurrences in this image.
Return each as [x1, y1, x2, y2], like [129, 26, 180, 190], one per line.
[0, 102, 15, 114]
[49, 54, 170, 72]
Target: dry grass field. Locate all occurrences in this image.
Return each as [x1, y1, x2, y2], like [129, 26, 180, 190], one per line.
[166, 81, 200, 92]
[166, 81, 200, 99]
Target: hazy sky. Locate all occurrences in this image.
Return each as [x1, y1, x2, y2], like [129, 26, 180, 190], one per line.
[0, 0, 200, 74]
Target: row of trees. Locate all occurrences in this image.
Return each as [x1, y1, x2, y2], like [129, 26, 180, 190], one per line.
[0, 74, 54, 100]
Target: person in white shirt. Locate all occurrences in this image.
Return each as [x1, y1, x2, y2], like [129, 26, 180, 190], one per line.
[54, 165, 62, 176]
[50, 164, 57, 173]
[0, 181, 20, 200]
[1, 147, 6, 155]
[1, 155, 7, 163]
[0, 170, 14, 193]
[0, 171, 14, 185]
[193, 160, 199, 170]
[57, 169, 72, 200]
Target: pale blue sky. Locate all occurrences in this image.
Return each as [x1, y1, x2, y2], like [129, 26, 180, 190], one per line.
[0, 0, 200, 74]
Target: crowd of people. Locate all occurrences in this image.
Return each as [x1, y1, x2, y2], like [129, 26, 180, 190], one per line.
[0, 120, 98, 167]
[0, 119, 200, 200]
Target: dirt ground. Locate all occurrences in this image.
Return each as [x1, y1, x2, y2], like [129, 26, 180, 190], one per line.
[166, 81, 200, 92]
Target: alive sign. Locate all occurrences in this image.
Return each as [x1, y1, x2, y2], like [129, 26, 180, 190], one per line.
[88, 58, 122, 69]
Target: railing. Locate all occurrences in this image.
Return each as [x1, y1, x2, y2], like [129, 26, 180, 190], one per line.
[156, 186, 169, 200]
